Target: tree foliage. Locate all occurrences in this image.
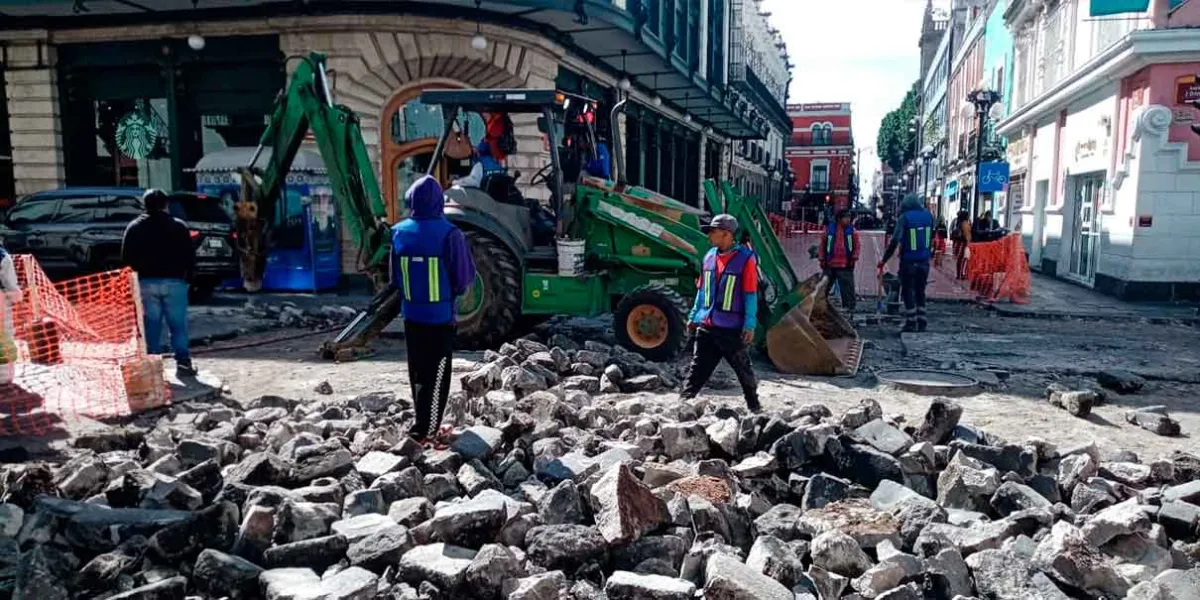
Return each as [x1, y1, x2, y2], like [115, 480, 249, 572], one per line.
[876, 81, 921, 174]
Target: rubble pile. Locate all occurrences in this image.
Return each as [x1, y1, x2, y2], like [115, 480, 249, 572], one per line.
[0, 338, 1196, 599]
[243, 301, 361, 330]
[1046, 379, 1184, 437]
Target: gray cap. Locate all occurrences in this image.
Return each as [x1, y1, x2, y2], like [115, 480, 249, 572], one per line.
[701, 213, 739, 234]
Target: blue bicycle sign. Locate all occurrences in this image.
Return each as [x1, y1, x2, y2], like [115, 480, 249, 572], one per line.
[979, 162, 1010, 193]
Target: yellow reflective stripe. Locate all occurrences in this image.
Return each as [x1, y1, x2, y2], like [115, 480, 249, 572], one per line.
[703, 271, 713, 307]
[908, 228, 916, 250]
[428, 257, 440, 302]
[722, 275, 738, 311]
[399, 257, 411, 301]
[846, 234, 853, 254]
[925, 227, 931, 247]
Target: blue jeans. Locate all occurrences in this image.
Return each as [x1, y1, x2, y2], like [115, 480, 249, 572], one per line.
[141, 278, 190, 362]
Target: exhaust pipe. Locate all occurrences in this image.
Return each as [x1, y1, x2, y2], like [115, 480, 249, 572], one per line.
[610, 96, 628, 186]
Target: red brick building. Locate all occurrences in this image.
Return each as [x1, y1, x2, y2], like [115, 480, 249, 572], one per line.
[786, 103, 855, 217]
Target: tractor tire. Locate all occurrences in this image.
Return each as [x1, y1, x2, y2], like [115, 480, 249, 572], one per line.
[457, 230, 521, 350]
[613, 283, 690, 362]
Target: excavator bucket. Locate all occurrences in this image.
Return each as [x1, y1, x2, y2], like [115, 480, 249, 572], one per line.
[766, 273, 864, 376]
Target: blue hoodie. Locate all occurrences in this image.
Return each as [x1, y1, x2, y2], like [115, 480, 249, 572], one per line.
[391, 176, 477, 325]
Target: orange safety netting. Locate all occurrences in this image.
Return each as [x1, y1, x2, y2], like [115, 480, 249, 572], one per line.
[0, 255, 168, 436]
[965, 233, 1032, 304]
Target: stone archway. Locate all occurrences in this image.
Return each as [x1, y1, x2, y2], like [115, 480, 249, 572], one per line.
[280, 27, 558, 269]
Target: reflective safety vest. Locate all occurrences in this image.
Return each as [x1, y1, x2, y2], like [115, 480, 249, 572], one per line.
[697, 246, 753, 330]
[825, 224, 854, 259]
[901, 209, 934, 263]
[391, 218, 456, 325]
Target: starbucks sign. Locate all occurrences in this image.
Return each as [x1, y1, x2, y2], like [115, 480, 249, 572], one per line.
[115, 109, 160, 159]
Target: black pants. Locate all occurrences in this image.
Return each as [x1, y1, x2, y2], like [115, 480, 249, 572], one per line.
[681, 326, 759, 409]
[825, 267, 857, 312]
[899, 261, 930, 328]
[405, 320, 456, 439]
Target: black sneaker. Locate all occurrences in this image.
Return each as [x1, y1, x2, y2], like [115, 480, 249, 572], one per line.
[901, 322, 918, 333]
[176, 360, 198, 377]
[916, 320, 928, 332]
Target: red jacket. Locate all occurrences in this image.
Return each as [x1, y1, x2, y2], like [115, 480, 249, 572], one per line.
[819, 224, 860, 268]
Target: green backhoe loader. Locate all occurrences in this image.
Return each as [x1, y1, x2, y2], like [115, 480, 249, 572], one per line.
[235, 52, 862, 375]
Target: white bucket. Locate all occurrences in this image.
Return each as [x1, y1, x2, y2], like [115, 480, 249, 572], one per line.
[556, 239, 586, 276]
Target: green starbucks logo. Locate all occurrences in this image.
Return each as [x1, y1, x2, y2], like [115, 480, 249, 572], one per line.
[115, 110, 160, 159]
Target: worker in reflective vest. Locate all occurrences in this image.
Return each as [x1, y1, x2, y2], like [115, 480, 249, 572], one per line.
[392, 175, 477, 447]
[680, 213, 761, 412]
[879, 194, 935, 332]
[819, 208, 860, 314]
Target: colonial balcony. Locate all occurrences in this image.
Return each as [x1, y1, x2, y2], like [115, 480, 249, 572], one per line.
[0, 0, 764, 138]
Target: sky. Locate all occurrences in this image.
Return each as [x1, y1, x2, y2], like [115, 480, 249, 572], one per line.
[761, 0, 951, 195]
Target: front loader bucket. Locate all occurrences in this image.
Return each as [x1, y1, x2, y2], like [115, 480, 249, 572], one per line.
[766, 274, 864, 376]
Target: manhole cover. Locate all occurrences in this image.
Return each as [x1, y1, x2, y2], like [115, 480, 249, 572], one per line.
[876, 369, 979, 396]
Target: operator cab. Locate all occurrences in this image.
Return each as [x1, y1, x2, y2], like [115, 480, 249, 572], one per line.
[418, 89, 603, 262]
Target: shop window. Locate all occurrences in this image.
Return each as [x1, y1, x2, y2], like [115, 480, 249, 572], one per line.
[626, 115, 642, 186]
[90, 99, 173, 189]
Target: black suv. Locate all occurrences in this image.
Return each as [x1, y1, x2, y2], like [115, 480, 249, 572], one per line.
[0, 187, 238, 300]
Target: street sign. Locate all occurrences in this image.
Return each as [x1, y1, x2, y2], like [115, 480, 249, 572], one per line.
[978, 162, 1010, 193]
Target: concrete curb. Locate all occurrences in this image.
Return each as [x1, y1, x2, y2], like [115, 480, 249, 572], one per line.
[979, 301, 1200, 325]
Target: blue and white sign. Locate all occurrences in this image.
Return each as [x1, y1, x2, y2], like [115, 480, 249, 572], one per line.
[978, 162, 1010, 193]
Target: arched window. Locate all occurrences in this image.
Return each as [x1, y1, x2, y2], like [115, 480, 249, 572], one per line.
[381, 84, 486, 220]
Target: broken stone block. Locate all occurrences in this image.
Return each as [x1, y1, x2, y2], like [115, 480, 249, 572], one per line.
[428, 493, 508, 549]
[754, 503, 803, 541]
[1125, 407, 1182, 437]
[1032, 521, 1131, 598]
[463, 543, 524, 600]
[705, 418, 740, 457]
[502, 570, 567, 600]
[605, 570, 696, 600]
[914, 519, 1022, 557]
[262, 534, 349, 572]
[660, 422, 709, 461]
[797, 499, 901, 549]
[949, 440, 1035, 478]
[731, 452, 777, 478]
[1157, 500, 1200, 540]
[746, 534, 805, 589]
[1082, 498, 1151, 547]
[854, 419, 914, 456]
[1125, 568, 1200, 600]
[936, 450, 1000, 512]
[1163, 480, 1200, 504]
[538, 479, 583, 526]
[810, 529, 874, 578]
[924, 547, 972, 598]
[840, 398, 883, 430]
[354, 451, 406, 483]
[1103, 533, 1172, 584]
[1047, 385, 1098, 417]
[912, 398, 962, 445]
[990, 481, 1052, 517]
[966, 549, 1071, 600]
[397, 543, 476, 591]
[192, 548, 262, 599]
[850, 553, 922, 599]
[346, 522, 411, 573]
[801, 472, 853, 511]
[703, 553, 793, 600]
[524, 524, 608, 571]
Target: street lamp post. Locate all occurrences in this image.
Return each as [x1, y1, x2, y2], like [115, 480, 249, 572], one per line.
[920, 144, 937, 219]
[967, 87, 1001, 219]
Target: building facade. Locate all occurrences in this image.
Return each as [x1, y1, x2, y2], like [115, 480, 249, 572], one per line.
[919, 1, 961, 219]
[786, 103, 854, 218]
[727, 0, 793, 213]
[943, 1, 991, 222]
[997, 0, 1200, 300]
[0, 0, 782, 276]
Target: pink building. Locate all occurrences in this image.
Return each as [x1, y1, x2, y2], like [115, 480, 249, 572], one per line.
[996, 0, 1200, 301]
[786, 103, 855, 214]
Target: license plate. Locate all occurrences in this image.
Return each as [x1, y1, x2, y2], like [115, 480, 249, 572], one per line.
[205, 237, 224, 249]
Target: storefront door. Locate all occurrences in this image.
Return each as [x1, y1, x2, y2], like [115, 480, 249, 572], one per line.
[1068, 173, 1103, 283]
[1030, 179, 1048, 268]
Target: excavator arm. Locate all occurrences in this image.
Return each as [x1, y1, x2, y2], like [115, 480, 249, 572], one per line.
[235, 52, 401, 359]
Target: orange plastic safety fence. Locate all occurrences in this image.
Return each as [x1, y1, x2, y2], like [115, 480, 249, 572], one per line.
[965, 233, 1032, 304]
[0, 255, 168, 436]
